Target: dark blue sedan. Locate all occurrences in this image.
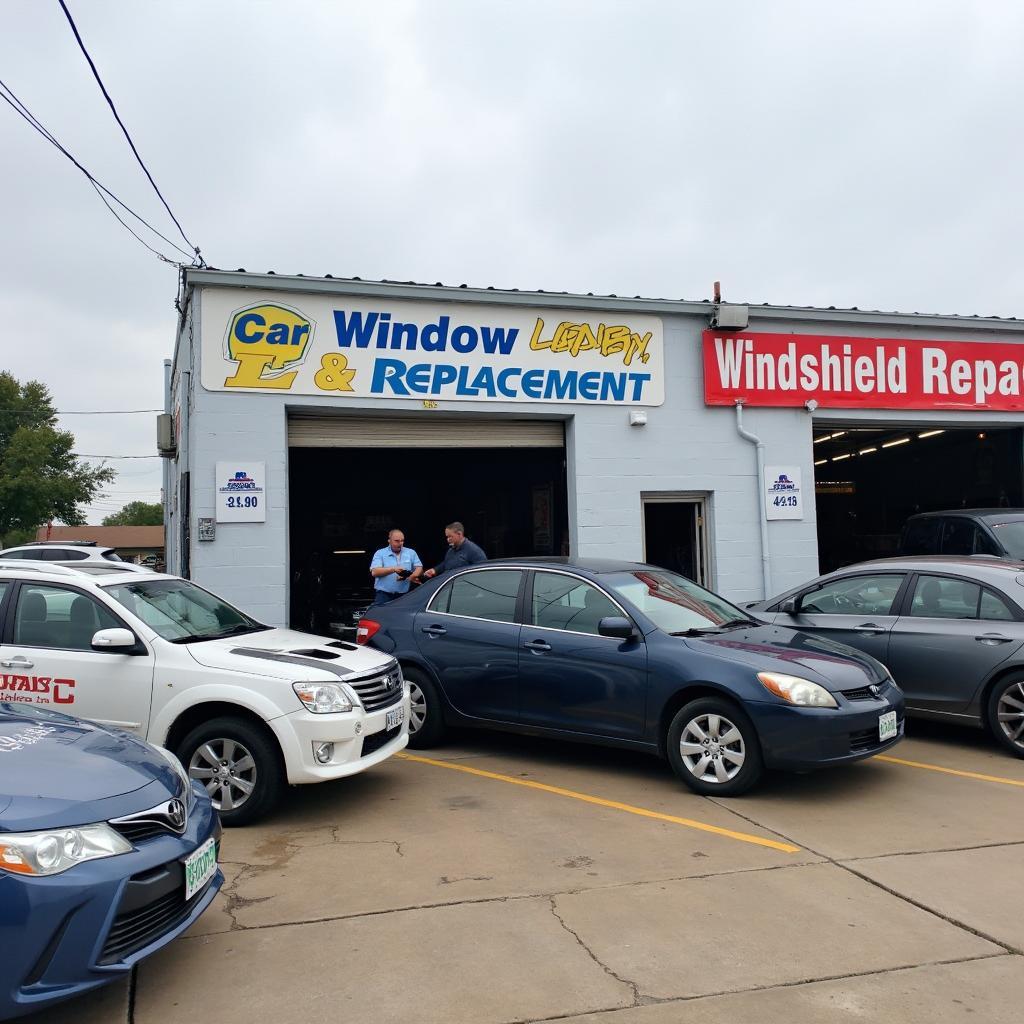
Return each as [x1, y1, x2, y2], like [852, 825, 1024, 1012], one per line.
[357, 558, 905, 794]
[0, 704, 222, 1020]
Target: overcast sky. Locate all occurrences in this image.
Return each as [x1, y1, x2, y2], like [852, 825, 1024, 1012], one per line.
[2, 0, 1023, 523]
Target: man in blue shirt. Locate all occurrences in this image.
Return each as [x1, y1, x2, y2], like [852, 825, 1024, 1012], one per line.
[369, 529, 423, 605]
[423, 521, 488, 579]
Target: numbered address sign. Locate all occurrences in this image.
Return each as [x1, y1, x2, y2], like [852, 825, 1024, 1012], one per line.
[216, 462, 266, 523]
[764, 466, 803, 521]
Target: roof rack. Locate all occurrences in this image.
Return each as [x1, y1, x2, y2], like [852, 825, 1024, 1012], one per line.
[0, 560, 90, 577]
[21, 540, 98, 547]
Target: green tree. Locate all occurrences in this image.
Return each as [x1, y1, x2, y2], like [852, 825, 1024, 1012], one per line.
[102, 500, 163, 527]
[0, 372, 114, 540]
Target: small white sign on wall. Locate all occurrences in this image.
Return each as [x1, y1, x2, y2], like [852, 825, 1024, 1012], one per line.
[765, 466, 803, 521]
[216, 461, 266, 522]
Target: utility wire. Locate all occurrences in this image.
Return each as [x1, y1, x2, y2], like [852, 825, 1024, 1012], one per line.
[74, 454, 161, 460]
[0, 80, 193, 262]
[0, 408, 162, 415]
[57, 0, 204, 265]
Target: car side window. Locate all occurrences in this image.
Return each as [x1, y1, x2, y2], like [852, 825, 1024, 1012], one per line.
[940, 519, 977, 556]
[909, 576, 982, 619]
[441, 570, 522, 624]
[801, 574, 904, 615]
[980, 589, 1015, 621]
[531, 572, 621, 636]
[901, 519, 941, 554]
[974, 530, 1000, 556]
[13, 584, 122, 650]
[51, 548, 89, 561]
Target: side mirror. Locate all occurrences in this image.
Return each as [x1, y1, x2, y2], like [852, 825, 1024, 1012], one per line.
[779, 597, 800, 614]
[91, 627, 138, 652]
[598, 616, 637, 641]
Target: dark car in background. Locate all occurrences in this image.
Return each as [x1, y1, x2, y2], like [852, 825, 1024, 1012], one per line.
[356, 558, 904, 796]
[0, 704, 221, 1019]
[898, 509, 1024, 559]
[749, 556, 1024, 757]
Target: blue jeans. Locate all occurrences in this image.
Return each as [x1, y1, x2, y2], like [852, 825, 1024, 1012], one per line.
[373, 590, 401, 606]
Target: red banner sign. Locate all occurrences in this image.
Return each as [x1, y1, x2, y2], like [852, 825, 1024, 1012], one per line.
[702, 331, 1024, 410]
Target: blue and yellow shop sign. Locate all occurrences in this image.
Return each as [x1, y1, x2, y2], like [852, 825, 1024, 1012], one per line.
[204, 291, 664, 406]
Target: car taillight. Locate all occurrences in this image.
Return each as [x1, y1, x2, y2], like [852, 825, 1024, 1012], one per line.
[356, 619, 381, 645]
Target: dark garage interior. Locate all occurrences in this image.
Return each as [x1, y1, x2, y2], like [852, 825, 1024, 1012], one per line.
[288, 446, 569, 634]
[814, 424, 1024, 573]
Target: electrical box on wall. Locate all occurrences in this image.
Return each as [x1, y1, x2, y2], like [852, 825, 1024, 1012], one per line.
[156, 413, 176, 456]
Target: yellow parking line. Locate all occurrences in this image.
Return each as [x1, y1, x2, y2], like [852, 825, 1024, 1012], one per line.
[396, 752, 800, 853]
[876, 754, 1024, 788]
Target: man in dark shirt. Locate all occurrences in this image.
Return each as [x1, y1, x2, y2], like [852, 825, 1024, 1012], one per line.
[423, 521, 487, 579]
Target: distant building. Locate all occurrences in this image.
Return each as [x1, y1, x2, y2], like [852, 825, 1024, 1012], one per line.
[35, 525, 164, 564]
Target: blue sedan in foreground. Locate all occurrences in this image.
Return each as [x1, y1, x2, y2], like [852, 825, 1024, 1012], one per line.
[0, 704, 222, 1020]
[357, 558, 905, 795]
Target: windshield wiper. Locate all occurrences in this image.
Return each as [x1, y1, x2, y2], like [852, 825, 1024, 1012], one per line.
[168, 623, 269, 644]
[718, 618, 761, 629]
[669, 627, 724, 637]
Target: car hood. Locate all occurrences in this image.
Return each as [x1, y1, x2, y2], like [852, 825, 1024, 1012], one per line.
[0, 709, 178, 832]
[185, 627, 394, 680]
[683, 624, 888, 690]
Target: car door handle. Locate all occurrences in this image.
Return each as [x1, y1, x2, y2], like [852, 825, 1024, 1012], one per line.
[0, 657, 33, 669]
[976, 633, 1014, 645]
[522, 639, 552, 653]
[420, 625, 447, 638]
[855, 623, 885, 635]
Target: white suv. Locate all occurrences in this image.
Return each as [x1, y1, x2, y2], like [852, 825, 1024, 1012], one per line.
[0, 561, 409, 824]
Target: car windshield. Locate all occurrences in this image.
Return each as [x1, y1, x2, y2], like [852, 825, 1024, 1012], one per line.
[604, 569, 753, 633]
[102, 579, 268, 643]
[988, 520, 1024, 559]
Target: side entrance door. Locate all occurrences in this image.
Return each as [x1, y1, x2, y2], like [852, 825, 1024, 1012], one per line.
[517, 570, 648, 740]
[0, 580, 155, 734]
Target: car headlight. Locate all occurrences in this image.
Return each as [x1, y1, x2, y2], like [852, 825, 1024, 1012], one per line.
[153, 744, 192, 802]
[293, 682, 354, 714]
[757, 671, 838, 708]
[0, 824, 132, 877]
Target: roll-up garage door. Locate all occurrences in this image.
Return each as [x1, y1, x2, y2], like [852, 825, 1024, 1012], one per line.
[287, 415, 564, 449]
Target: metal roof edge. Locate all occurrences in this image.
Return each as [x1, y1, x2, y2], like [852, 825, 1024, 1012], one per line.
[181, 269, 1024, 333]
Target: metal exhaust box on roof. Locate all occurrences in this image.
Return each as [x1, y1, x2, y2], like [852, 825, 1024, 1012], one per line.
[710, 304, 750, 330]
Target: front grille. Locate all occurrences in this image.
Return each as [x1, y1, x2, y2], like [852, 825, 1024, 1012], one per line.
[841, 685, 883, 702]
[111, 821, 172, 844]
[346, 667, 403, 712]
[98, 843, 219, 965]
[361, 724, 401, 757]
[100, 889, 197, 964]
[849, 718, 902, 753]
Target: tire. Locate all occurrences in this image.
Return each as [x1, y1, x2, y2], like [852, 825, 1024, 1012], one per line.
[986, 674, 1024, 759]
[177, 716, 286, 826]
[666, 697, 764, 796]
[404, 666, 447, 749]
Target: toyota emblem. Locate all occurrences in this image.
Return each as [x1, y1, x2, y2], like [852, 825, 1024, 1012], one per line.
[167, 799, 187, 831]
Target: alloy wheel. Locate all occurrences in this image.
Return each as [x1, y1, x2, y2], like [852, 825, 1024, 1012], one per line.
[996, 682, 1024, 749]
[188, 737, 258, 812]
[679, 713, 746, 784]
[408, 680, 427, 735]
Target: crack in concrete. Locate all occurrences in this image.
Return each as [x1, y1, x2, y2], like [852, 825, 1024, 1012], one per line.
[842, 837, 1024, 864]
[511, 951, 1016, 1023]
[547, 895, 646, 1008]
[708, 796, 1021, 956]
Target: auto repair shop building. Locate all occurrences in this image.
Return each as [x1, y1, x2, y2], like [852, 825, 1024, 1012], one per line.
[164, 269, 1024, 630]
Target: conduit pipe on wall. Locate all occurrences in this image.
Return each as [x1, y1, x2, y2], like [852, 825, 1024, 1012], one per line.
[734, 401, 772, 599]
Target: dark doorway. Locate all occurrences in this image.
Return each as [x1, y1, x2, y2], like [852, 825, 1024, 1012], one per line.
[814, 425, 1024, 573]
[642, 499, 707, 583]
[288, 446, 569, 635]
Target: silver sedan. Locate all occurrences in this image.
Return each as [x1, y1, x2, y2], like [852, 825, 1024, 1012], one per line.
[749, 555, 1024, 757]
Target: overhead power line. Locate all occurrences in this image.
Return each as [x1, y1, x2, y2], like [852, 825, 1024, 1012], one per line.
[0, 407, 162, 415]
[57, 0, 204, 265]
[0, 79, 192, 263]
[74, 454, 160, 460]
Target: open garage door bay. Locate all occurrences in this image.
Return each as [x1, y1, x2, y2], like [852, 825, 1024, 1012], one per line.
[287, 415, 568, 634]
